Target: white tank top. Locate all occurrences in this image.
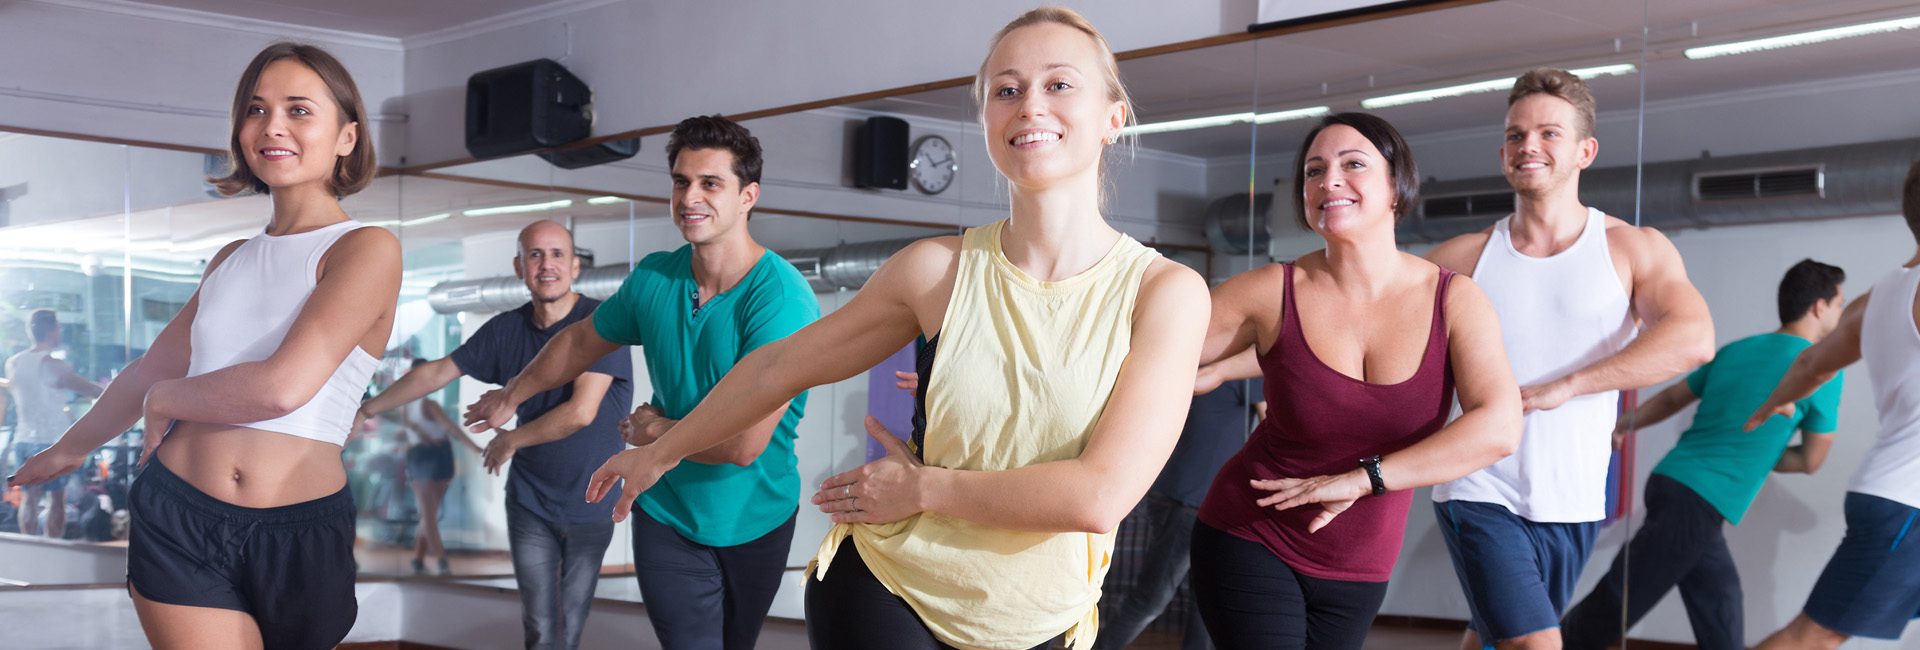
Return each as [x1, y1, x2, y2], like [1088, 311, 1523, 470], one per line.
[401, 400, 455, 447]
[5, 350, 75, 445]
[1848, 265, 1920, 508]
[1433, 207, 1637, 523]
[186, 220, 380, 446]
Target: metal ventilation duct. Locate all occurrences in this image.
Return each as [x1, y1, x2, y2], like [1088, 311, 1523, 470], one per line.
[426, 236, 934, 314]
[1408, 137, 1920, 243]
[1204, 192, 1273, 255]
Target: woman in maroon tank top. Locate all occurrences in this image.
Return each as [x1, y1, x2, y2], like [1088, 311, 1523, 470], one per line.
[1186, 113, 1523, 649]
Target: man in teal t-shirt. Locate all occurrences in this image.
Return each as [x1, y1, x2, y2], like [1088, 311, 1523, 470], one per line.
[1562, 259, 1848, 649]
[465, 115, 818, 650]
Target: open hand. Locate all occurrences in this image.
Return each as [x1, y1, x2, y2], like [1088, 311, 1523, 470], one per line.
[1251, 469, 1370, 533]
[620, 404, 670, 447]
[8, 443, 87, 489]
[464, 387, 518, 433]
[1745, 401, 1796, 432]
[585, 446, 676, 522]
[812, 417, 925, 525]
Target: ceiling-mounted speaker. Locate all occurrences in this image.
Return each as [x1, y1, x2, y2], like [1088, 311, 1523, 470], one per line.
[465, 58, 592, 159]
[853, 116, 909, 190]
[539, 138, 640, 170]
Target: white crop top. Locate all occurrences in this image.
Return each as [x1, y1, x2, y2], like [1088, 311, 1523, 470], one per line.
[186, 220, 380, 446]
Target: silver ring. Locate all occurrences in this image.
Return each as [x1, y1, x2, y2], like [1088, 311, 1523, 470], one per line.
[843, 484, 852, 499]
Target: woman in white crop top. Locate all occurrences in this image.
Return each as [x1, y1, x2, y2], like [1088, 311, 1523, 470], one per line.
[7, 43, 398, 650]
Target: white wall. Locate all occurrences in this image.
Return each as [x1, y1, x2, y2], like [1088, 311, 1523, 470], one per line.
[397, 0, 1261, 167]
[438, 105, 1214, 247]
[0, 2, 407, 166]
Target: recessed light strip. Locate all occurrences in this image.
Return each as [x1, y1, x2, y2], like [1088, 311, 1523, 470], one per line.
[1361, 64, 1637, 110]
[1684, 15, 1920, 60]
[1120, 106, 1331, 137]
[463, 199, 573, 217]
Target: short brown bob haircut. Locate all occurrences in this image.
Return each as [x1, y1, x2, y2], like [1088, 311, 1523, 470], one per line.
[209, 42, 375, 197]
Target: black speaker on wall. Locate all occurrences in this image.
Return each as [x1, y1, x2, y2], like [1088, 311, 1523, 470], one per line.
[539, 138, 640, 170]
[853, 116, 910, 190]
[466, 59, 593, 159]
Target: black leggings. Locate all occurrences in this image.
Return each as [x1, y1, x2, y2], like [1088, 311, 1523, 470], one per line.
[805, 541, 1053, 649]
[1189, 521, 1388, 649]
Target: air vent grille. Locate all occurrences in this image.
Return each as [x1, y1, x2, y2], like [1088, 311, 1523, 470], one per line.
[1422, 192, 1515, 220]
[1694, 166, 1823, 201]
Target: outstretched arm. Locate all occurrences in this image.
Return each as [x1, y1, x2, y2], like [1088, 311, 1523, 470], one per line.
[464, 320, 623, 433]
[9, 239, 246, 487]
[585, 238, 949, 521]
[143, 228, 402, 428]
[1748, 293, 1867, 431]
[812, 260, 1212, 533]
[1524, 226, 1714, 411]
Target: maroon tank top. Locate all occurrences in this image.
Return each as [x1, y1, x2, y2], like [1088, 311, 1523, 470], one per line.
[1196, 263, 1455, 582]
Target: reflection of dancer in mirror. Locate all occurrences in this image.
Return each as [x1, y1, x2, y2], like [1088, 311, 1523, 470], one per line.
[1188, 113, 1521, 649]
[387, 358, 484, 575]
[576, 8, 1209, 649]
[1424, 68, 1714, 650]
[356, 219, 632, 650]
[1561, 260, 1849, 650]
[1749, 162, 1920, 649]
[7, 43, 397, 650]
[464, 118, 817, 650]
[5, 309, 104, 539]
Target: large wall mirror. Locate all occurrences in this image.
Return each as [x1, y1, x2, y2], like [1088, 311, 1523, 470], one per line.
[5, 0, 1920, 646]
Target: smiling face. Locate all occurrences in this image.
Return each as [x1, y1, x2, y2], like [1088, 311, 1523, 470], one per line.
[979, 22, 1126, 193]
[670, 147, 758, 246]
[1301, 124, 1399, 240]
[514, 220, 579, 303]
[1501, 93, 1597, 197]
[236, 59, 358, 195]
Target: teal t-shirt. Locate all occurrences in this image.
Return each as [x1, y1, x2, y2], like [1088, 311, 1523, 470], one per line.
[1652, 333, 1843, 525]
[593, 245, 819, 546]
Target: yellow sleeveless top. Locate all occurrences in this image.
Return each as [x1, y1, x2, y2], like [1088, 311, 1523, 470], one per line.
[810, 219, 1160, 650]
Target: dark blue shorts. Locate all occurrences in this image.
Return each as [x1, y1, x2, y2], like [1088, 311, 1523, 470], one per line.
[1433, 500, 1600, 643]
[1803, 492, 1920, 640]
[405, 440, 454, 482]
[127, 459, 358, 650]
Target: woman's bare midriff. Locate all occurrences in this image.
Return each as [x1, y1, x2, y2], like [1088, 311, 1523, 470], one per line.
[154, 421, 348, 508]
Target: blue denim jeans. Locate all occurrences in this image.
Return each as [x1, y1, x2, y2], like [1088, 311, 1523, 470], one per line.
[507, 499, 616, 650]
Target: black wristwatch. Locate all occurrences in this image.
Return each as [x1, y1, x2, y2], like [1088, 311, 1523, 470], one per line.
[1358, 456, 1386, 496]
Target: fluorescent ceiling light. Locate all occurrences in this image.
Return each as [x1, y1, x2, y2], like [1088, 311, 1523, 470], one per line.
[587, 196, 628, 205]
[1360, 64, 1637, 110]
[463, 199, 572, 217]
[363, 212, 451, 229]
[1254, 106, 1334, 125]
[1684, 15, 1920, 60]
[1120, 106, 1330, 137]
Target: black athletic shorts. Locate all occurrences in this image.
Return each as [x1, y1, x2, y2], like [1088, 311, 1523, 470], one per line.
[127, 458, 358, 649]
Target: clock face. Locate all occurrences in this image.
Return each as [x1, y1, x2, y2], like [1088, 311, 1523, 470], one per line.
[909, 135, 957, 195]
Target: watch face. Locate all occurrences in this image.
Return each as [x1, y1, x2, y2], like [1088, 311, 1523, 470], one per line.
[909, 135, 956, 195]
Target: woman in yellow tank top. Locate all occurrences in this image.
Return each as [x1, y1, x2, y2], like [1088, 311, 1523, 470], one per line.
[585, 7, 1210, 650]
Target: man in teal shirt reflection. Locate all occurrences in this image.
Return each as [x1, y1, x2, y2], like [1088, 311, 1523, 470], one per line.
[1561, 259, 1849, 649]
[465, 115, 819, 650]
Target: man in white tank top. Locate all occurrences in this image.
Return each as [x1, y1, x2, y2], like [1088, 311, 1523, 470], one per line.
[1424, 69, 1715, 650]
[4, 310, 103, 538]
[1747, 161, 1920, 649]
